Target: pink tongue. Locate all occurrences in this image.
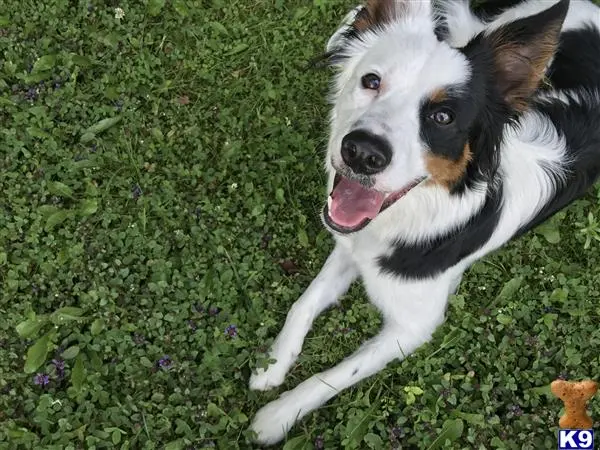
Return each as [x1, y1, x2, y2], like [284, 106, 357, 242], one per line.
[329, 178, 385, 228]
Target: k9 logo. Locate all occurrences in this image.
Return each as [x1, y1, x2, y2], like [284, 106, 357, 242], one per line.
[558, 429, 594, 450]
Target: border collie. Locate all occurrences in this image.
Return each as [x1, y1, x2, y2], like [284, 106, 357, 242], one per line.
[249, 0, 600, 444]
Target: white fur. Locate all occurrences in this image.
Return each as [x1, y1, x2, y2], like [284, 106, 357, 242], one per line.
[435, 0, 485, 47]
[249, 0, 600, 445]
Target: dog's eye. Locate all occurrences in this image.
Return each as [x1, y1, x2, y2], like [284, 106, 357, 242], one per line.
[429, 109, 454, 125]
[361, 73, 381, 90]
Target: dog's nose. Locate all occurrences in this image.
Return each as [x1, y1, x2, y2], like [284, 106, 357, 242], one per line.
[341, 130, 392, 175]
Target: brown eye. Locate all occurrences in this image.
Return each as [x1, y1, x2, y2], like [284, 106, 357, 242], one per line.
[429, 109, 454, 125]
[361, 73, 381, 90]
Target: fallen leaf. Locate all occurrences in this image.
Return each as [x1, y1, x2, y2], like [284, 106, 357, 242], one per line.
[279, 259, 299, 274]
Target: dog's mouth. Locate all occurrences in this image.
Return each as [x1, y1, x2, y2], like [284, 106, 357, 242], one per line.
[323, 173, 425, 234]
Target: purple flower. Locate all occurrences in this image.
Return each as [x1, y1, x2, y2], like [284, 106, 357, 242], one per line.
[24, 87, 38, 101]
[52, 359, 65, 378]
[33, 373, 50, 386]
[260, 234, 272, 249]
[158, 355, 173, 370]
[390, 426, 404, 439]
[525, 335, 539, 347]
[132, 185, 143, 200]
[208, 306, 220, 316]
[314, 436, 324, 450]
[187, 320, 198, 331]
[225, 324, 237, 338]
[507, 404, 523, 416]
[133, 333, 146, 345]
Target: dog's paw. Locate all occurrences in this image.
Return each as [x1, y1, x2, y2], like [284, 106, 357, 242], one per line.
[249, 364, 287, 391]
[250, 396, 300, 445]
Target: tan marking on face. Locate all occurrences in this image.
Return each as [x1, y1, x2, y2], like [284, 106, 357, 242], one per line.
[425, 143, 472, 189]
[429, 88, 447, 103]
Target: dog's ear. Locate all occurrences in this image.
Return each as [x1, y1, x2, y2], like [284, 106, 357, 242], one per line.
[353, 0, 431, 32]
[326, 6, 365, 53]
[353, 0, 400, 31]
[325, 2, 399, 53]
[486, 0, 569, 110]
[326, 1, 433, 54]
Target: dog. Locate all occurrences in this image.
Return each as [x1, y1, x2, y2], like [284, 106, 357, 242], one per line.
[249, 0, 600, 445]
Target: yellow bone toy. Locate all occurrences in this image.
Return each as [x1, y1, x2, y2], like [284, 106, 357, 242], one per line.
[550, 379, 598, 429]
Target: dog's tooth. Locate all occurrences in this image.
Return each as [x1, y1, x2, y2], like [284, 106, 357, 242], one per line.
[328, 196, 332, 209]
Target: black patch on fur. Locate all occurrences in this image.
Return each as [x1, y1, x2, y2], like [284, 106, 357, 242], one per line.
[514, 22, 600, 235]
[515, 92, 600, 237]
[352, 368, 359, 376]
[418, 31, 514, 194]
[448, 0, 569, 191]
[420, 88, 476, 161]
[379, 183, 503, 279]
[434, 21, 449, 42]
[470, 0, 530, 21]
[546, 25, 600, 92]
[460, 30, 513, 190]
[380, 11, 567, 277]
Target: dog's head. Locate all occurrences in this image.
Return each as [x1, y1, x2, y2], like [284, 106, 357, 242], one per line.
[321, 0, 569, 234]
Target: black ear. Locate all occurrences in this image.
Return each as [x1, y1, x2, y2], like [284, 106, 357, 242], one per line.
[485, 0, 569, 110]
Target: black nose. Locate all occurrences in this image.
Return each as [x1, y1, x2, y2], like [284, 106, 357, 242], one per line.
[341, 130, 392, 175]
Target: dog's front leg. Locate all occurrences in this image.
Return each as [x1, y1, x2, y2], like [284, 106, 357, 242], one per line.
[250, 276, 452, 445]
[249, 244, 359, 391]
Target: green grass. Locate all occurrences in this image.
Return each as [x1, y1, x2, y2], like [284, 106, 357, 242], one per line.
[1, 0, 599, 449]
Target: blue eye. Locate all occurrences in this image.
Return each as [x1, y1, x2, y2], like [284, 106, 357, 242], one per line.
[429, 109, 455, 125]
[361, 73, 381, 90]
